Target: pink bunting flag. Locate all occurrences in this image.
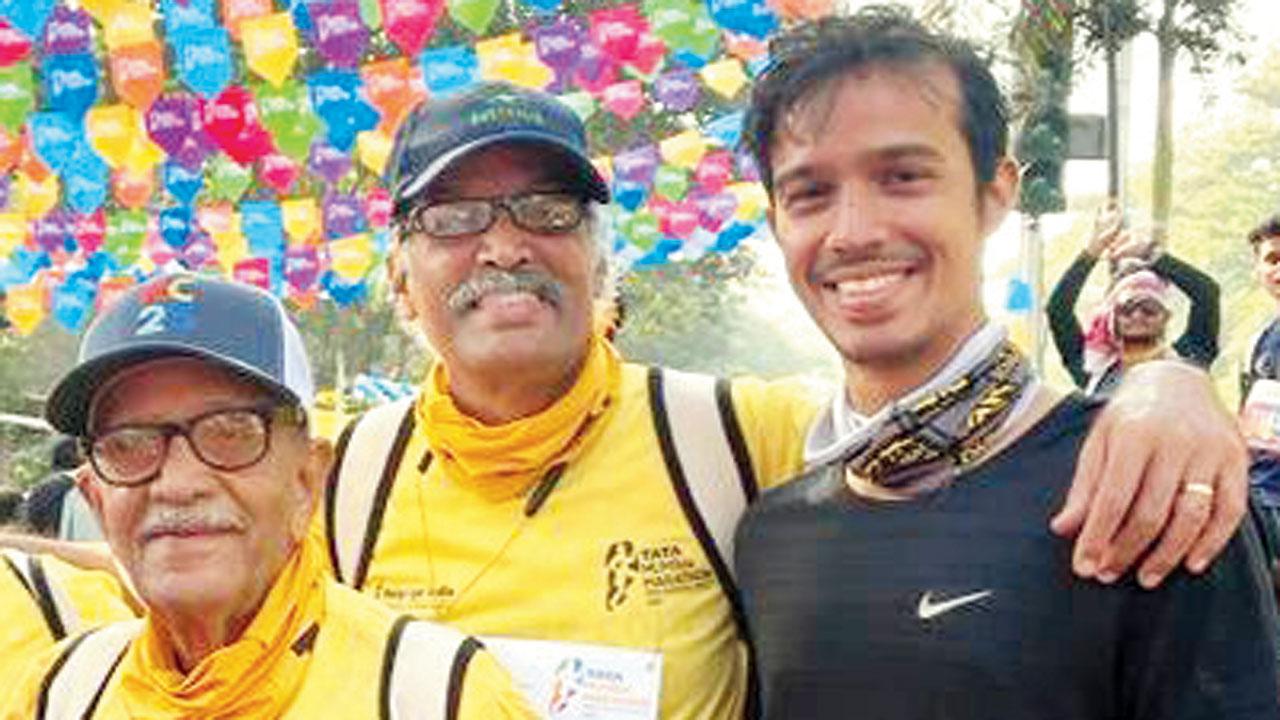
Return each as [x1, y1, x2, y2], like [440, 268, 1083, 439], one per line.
[380, 0, 444, 56]
[0, 20, 32, 66]
[601, 79, 644, 120]
[233, 256, 272, 289]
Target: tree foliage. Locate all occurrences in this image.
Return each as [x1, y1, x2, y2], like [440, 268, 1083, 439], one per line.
[616, 244, 837, 379]
[1038, 42, 1280, 403]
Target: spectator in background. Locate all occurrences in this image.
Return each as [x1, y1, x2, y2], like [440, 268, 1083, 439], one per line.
[0, 487, 22, 529]
[21, 437, 104, 541]
[1047, 202, 1220, 395]
[1239, 213, 1280, 598]
[21, 439, 76, 538]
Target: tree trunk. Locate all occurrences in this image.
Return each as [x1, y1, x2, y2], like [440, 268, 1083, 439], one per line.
[1152, 0, 1177, 245]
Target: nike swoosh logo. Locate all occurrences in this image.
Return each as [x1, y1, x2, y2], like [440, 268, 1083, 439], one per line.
[916, 590, 994, 620]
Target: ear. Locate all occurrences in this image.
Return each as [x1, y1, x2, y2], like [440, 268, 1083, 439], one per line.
[74, 464, 108, 529]
[288, 436, 333, 542]
[978, 157, 1020, 238]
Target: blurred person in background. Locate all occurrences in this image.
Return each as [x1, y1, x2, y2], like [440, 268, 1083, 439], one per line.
[1047, 202, 1219, 395]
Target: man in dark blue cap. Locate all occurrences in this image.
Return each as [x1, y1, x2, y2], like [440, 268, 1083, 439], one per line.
[3, 274, 532, 719]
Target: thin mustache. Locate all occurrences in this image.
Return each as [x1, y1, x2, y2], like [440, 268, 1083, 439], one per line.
[446, 269, 564, 314]
[810, 245, 927, 282]
[139, 507, 243, 541]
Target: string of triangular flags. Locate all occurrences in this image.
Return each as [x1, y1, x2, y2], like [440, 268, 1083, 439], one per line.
[0, 0, 834, 334]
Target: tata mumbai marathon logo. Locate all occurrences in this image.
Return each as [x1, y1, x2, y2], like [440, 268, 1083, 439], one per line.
[603, 538, 715, 611]
[547, 656, 655, 718]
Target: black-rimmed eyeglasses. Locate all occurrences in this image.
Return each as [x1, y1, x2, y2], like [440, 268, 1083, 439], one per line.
[82, 405, 305, 487]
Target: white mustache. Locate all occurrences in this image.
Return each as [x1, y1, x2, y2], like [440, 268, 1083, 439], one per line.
[139, 506, 244, 541]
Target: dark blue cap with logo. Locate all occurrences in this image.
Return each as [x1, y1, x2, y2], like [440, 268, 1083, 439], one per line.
[46, 274, 314, 436]
[385, 81, 611, 214]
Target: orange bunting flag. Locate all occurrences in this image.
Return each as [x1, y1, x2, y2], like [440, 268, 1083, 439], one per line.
[110, 41, 166, 109]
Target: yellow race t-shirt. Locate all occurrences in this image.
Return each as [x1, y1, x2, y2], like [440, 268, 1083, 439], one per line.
[0, 550, 135, 708]
[2, 579, 533, 720]
[318, 363, 818, 719]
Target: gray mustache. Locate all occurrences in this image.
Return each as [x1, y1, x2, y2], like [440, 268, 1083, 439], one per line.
[139, 506, 242, 540]
[446, 269, 564, 314]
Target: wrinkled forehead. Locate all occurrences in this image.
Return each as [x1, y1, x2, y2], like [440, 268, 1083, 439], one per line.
[89, 357, 273, 431]
[777, 61, 964, 144]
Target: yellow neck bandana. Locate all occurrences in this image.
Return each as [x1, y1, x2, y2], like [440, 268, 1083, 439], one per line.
[419, 334, 622, 500]
[118, 540, 325, 720]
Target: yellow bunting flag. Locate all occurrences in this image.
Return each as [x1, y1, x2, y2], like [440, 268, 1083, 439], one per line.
[81, 0, 124, 25]
[281, 198, 320, 245]
[356, 130, 394, 175]
[0, 213, 28, 254]
[241, 13, 298, 87]
[122, 134, 166, 173]
[86, 105, 140, 169]
[329, 233, 374, 280]
[5, 282, 45, 336]
[104, 1, 155, 51]
[16, 171, 59, 219]
[727, 181, 768, 220]
[700, 58, 747, 99]
[659, 130, 706, 169]
[490, 41, 553, 89]
[212, 225, 250, 269]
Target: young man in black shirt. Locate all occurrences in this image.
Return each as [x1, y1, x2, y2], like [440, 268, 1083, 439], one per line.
[735, 8, 1279, 719]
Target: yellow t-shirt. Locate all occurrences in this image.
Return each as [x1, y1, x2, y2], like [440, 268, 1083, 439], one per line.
[0, 551, 135, 708]
[2, 580, 534, 720]
[317, 364, 817, 719]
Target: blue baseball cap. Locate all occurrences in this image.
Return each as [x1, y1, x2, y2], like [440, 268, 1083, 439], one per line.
[385, 81, 611, 214]
[46, 274, 314, 436]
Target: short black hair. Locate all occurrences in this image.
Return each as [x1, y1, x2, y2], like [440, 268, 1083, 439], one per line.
[743, 5, 1008, 194]
[1248, 214, 1280, 249]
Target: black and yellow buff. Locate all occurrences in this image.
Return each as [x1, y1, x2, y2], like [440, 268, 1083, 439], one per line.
[0, 550, 135, 709]
[3, 540, 533, 719]
[316, 336, 818, 719]
[845, 341, 1032, 492]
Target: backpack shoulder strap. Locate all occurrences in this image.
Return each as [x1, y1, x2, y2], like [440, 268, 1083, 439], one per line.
[647, 367, 758, 582]
[380, 616, 477, 720]
[36, 620, 141, 720]
[325, 397, 417, 589]
[2, 549, 81, 640]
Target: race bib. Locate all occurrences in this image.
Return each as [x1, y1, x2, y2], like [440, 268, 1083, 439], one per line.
[1242, 379, 1280, 453]
[481, 636, 662, 720]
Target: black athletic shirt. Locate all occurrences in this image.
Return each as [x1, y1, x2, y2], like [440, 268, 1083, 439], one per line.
[736, 395, 1280, 720]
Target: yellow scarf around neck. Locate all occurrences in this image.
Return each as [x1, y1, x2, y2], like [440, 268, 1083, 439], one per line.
[419, 334, 623, 500]
[117, 540, 325, 720]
